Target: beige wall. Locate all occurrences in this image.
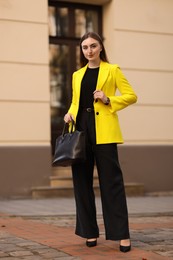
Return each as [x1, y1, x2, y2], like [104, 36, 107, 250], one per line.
[0, 0, 172, 197]
[103, 0, 173, 144]
[0, 0, 50, 146]
[0, 0, 51, 198]
[1, 0, 172, 147]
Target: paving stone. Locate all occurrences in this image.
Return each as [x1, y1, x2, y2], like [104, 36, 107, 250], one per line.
[32, 247, 71, 258]
[19, 256, 42, 260]
[39, 251, 69, 258]
[33, 248, 59, 255]
[139, 235, 164, 243]
[2, 237, 26, 243]
[44, 250, 72, 258]
[132, 240, 152, 250]
[155, 250, 173, 258]
[0, 251, 9, 257]
[0, 256, 22, 260]
[9, 250, 33, 256]
[22, 244, 49, 250]
[0, 233, 12, 239]
[17, 241, 43, 247]
[0, 244, 22, 252]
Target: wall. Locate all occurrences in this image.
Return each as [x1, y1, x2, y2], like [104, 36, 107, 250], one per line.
[0, 0, 51, 198]
[0, 0, 172, 197]
[103, 0, 173, 192]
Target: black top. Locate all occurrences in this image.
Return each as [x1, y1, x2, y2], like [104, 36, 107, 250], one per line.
[79, 67, 99, 109]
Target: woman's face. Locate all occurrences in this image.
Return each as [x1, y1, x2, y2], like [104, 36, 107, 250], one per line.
[81, 37, 102, 63]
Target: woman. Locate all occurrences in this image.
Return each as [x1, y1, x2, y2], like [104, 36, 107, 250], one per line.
[64, 32, 137, 253]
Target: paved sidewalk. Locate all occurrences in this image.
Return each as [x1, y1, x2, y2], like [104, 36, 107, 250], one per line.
[0, 196, 173, 216]
[0, 196, 173, 259]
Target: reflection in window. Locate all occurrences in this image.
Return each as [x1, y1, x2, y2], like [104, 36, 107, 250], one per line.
[49, 44, 69, 119]
[57, 8, 69, 36]
[75, 9, 98, 37]
[48, 7, 56, 36]
[76, 46, 80, 70]
[48, 7, 69, 36]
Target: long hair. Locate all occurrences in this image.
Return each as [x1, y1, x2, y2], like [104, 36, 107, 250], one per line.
[79, 32, 109, 67]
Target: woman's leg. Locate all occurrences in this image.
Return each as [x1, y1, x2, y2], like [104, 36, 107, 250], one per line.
[94, 143, 130, 241]
[71, 111, 99, 239]
[72, 144, 99, 239]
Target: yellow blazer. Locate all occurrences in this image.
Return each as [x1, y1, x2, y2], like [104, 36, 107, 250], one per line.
[68, 61, 137, 144]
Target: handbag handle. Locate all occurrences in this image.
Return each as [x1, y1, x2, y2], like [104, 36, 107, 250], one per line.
[62, 118, 75, 137]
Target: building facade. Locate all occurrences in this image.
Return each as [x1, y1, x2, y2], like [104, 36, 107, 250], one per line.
[0, 0, 172, 197]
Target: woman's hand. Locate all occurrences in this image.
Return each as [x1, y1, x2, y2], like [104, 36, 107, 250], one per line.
[64, 113, 74, 123]
[93, 90, 107, 104]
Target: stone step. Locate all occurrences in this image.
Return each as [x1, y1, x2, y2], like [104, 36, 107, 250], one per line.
[32, 186, 100, 198]
[125, 182, 144, 196]
[52, 166, 98, 177]
[52, 166, 71, 177]
[50, 175, 99, 188]
[31, 182, 144, 199]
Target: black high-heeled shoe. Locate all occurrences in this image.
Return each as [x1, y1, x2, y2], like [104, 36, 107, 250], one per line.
[86, 239, 97, 247]
[119, 244, 131, 253]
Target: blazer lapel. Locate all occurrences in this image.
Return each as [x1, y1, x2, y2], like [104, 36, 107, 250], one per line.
[96, 61, 109, 90]
[75, 61, 109, 94]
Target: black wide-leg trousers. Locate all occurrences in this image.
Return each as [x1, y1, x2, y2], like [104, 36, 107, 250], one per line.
[72, 110, 130, 241]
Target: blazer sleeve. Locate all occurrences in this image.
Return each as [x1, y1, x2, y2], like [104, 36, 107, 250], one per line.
[109, 66, 137, 113]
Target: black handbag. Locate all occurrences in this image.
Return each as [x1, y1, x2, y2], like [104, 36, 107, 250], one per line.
[52, 120, 86, 167]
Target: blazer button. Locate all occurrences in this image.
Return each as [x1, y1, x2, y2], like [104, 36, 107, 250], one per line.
[96, 112, 99, 115]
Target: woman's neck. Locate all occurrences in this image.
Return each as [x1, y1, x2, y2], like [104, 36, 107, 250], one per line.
[88, 59, 101, 68]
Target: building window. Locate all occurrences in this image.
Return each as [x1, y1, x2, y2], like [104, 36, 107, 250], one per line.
[75, 9, 99, 37]
[49, 6, 69, 37]
[48, 1, 102, 152]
